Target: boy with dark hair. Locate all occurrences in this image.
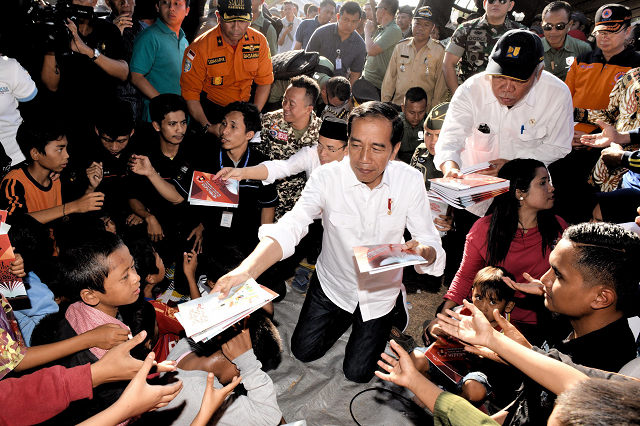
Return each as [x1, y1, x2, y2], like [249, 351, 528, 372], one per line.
[127, 94, 202, 299]
[8, 214, 57, 346]
[420, 266, 520, 407]
[322, 76, 351, 120]
[0, 120, 105, 224]
[397, 86, 428, 163]
[46, 231, 141, 425]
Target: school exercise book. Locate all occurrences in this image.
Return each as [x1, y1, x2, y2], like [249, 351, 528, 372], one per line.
[353, 244, 428, 274]
[429, 174, 510, 209]
[0, 213, 25, 301]
[188, 171, 240, 207]
[423, 336, 471, 383]
[174, 279, 277, 343]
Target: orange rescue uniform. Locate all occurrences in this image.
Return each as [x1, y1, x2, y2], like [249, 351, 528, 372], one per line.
[565, 47, 640, 133]
[180, 25, 274, 108]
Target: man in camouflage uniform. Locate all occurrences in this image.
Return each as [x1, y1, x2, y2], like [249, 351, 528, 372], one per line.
[442, 0, 526, 94]
[258, 75, 322, 219]
[410, 102, 448, 189]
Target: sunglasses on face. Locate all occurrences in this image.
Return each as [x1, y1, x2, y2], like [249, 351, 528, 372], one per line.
[542, 22, 568, 31]
[487, 0, 509, 4]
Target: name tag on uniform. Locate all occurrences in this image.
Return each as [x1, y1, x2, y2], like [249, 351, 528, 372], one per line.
[221, 211, 233, 228]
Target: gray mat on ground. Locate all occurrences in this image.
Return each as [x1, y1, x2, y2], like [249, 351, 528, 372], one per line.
[270, 286, 434, 426]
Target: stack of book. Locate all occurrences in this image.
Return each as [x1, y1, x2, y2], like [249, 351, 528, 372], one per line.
[174, 279, 278, 343]
[188, 171, 239, 208]
[428, 173, 509, 209]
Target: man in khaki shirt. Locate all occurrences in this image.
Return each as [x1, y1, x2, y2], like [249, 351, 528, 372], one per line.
[381, 6, 447, 110]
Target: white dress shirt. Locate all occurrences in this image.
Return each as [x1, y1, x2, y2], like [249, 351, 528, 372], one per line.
[0, 56, 37, 166]
[433, 70, 573, 171]
[258, 158, 446, 321]
[262, 145, 320, 185]
[278, 16, 301, 53]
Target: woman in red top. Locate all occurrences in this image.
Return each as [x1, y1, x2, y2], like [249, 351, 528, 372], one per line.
[440, 159, 566, 330]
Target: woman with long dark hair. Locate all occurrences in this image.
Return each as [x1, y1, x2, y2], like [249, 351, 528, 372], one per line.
[438, 159, 566, 330]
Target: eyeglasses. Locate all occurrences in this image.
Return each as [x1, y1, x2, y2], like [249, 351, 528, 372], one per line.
[317, 142, 347, 153]
[486, 0, 509, 4]
[542, 22, 568, 31]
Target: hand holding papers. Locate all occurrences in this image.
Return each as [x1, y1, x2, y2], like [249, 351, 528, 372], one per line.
[175, 279, 277, 342]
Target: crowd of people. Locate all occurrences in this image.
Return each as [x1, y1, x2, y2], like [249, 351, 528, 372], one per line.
[1, 0, 640, 424]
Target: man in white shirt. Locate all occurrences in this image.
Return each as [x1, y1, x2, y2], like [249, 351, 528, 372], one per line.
[0, 56, 38, 166]
[434, 29, 573, 182]
[213, 102, 445, 383]
[278, 0, 301, 53]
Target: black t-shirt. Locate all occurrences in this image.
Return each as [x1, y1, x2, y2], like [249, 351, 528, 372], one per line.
[62, 135, 138, 214]
[504, 316, 637, 426]
[197, 146, 279, 255]
[126, 135, 201, 230]
[55, 15, 125, 117]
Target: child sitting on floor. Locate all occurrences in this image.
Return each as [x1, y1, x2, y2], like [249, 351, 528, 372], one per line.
[417, 266, 522, 409]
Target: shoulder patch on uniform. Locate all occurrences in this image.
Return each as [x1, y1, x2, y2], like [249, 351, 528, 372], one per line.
[217, 36, 223, 46]
[244, 33, 250, 41]
[187, 50, 196, 60]
[207, 56, 226, 65]
[184, 58, 192, 72]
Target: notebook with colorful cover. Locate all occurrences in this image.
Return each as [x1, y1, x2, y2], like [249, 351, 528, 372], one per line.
[174, 279, 277, 342]
[353, 244, 428, 274]
[0, 220, 25, 301]
[423, 336, 471, 383]
[188, 171, 239, 207]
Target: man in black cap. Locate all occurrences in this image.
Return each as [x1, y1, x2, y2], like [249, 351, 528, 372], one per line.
[434, 29, 573, 215]
[180, 0, 274, 132]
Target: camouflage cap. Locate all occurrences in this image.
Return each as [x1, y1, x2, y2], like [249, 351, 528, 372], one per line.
[398, 5, 413, 16]
[218, 0, 252, 22]
[426, 102, 449, 130]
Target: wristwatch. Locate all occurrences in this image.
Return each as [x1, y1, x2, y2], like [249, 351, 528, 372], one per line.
[202, 123, 211, 134]
[91, 48, 100, 62]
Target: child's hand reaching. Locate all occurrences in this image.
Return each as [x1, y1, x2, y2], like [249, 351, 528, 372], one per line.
[191, 373, 242, 426]
[222, 318, 252, 361]
[183, 250, 198, 279]
[84, 323, 130, 350]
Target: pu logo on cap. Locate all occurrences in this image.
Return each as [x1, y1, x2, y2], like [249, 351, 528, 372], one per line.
[602, 8, 612, 19]
[506, 46, 521, 58]
[228, 0, 244, 10]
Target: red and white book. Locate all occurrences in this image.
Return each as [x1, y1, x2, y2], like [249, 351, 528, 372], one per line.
[353, 244, 428, 274]
[423, 336, 471, 383]
[174, 279, 277, 343]
[188, 171, 239, 208]
[0, 214, 25, 301]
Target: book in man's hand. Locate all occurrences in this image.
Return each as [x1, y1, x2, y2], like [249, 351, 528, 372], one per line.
[174, 279, 277, 343]
[188, 171, 239, 207]
[429, 173, 510, 209]
[353, 244, 428, 274]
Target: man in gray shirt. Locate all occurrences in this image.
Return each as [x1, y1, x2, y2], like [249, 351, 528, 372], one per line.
[306, 1, 366, 84]
[151, 320, 282, 426]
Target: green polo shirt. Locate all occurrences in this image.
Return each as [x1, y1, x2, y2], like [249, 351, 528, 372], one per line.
[542, 34, 592, 81]
[130, 19, 189, 121]
[251, 12, 278, 57]
[362, 20, 403, 89]
[398, 112, 425, 164]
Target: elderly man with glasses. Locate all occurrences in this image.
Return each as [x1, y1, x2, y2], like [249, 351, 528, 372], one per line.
[442, 0, 525, 95]
[540, 1, 591, 81]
